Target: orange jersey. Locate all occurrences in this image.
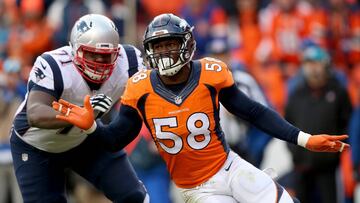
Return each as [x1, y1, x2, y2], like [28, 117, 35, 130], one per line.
[121, 57, 234, 188]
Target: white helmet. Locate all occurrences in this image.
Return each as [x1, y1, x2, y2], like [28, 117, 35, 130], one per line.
[70, 14, 120, 83]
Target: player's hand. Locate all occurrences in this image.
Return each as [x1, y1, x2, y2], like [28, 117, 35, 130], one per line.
[305, 134, 349, 152]
[90, 94, 113, 113]
[52, 95, 95, 131]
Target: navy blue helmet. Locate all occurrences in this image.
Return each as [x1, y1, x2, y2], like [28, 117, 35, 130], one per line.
[143, 13, 196, 76]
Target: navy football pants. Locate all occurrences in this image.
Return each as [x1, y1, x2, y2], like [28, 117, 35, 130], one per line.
[10, 132, 147, 203]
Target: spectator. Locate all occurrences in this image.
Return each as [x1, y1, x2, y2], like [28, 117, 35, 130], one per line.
[105, 0, 130, 42]
[257, 0, 315, 78]
[47, 0, 106, 47]
[0, 0, 15, 61]
[230, 0, 262, 71]
[285, 45, 352, 203]
[7, 0, 53, 67]
[180, 0, 228, 57]
[139, 0, 184, 19]
[325, 0, 360, 71]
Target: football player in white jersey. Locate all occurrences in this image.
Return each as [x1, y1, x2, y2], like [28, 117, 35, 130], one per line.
[9, 14, 149, 203]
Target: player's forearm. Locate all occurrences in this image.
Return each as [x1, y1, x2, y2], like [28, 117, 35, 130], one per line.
[27, 103, 72, 129]
[219, 84, 300, 145]
[250, 106, 302, 144]
[90, 105, 143, 152]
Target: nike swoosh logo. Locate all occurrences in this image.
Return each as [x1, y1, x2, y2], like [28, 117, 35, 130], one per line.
[40, 61, 46, 70]
[225, 161, 233, 171]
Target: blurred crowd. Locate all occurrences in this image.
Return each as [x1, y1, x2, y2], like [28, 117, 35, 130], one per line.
[2, 0, 360, 202]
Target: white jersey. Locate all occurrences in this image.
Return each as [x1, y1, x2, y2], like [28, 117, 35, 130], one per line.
[12, 45, 145, 153]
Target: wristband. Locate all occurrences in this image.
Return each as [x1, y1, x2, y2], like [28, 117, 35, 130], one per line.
[84, 122, 97, 134]
[297, 131, 311, 148]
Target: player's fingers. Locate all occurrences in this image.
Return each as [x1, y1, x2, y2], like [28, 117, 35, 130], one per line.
[58, 99, 76, 108]
[52, 101, 60, 111]
[334, 141, 350, 152]
[339, 143, 345, 152]
[58, 104, 63, 113]
[65, 107, 71, 117]
[92, 93, 105, 98]
[100, 99, 112, 107]
[91, 97, 112, 106]
[327, 135, 348, 141]
[342, 143, 350, 152]
[95, 101, 110, 108]
[324, 141, 350, 152]
[56, 114, 70, 122]
[84, 95, 93, 111]
[93, 106, 107, 113]
[52, 102, 71, 115]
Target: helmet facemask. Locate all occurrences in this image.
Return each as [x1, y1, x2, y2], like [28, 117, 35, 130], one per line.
[145, 32, 196, 76]
[74, 44, 119, 83]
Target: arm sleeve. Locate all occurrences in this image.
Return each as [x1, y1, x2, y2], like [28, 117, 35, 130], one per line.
[91, 104, 143, 152]
[219, 84, 300, 144]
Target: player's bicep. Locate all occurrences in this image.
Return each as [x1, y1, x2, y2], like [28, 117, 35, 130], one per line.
[27, 90, 58, 125]
[219, 84, 266, 121]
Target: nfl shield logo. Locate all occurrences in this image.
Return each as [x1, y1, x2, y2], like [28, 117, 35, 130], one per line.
[174, 96, 182, 105]
[22, 153, 28, 162]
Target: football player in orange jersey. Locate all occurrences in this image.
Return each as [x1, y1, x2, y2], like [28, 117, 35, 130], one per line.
[52, 14, 349, 203]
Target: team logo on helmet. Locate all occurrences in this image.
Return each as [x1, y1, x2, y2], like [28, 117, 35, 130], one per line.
[77, 20, 92, 34]
[179, 19, 188, 30]
[70, 14, 120, 84]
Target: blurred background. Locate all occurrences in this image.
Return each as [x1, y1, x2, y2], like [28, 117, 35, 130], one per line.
[1, 0, 360, 202]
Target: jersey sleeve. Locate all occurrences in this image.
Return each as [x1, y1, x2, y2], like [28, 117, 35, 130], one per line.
[121, 79, 138, 109]
[28, 54, 63, 99]
[121, 70, 150, 110]
[200, 57, 234, 90]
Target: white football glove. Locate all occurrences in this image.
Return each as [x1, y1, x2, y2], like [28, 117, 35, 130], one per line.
[90, 94, 113, 113]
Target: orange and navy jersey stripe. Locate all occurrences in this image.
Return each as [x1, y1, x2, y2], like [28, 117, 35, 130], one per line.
[121, 57, 234, 188]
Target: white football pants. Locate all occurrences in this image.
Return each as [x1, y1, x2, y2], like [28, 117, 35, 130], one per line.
[177, 151, 295, 203]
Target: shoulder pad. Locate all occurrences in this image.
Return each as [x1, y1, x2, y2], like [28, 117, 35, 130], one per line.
[199, 57, 234, 89]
